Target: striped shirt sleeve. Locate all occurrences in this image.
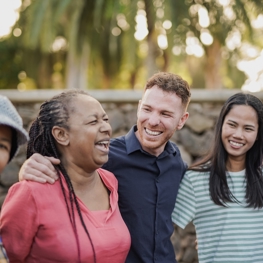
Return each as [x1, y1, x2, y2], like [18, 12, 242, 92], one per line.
[172, 171, 196, 229]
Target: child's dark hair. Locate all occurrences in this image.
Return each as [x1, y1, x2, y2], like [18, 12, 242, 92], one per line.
[27, 90, 96, 263]
[190, 93, 263, 208]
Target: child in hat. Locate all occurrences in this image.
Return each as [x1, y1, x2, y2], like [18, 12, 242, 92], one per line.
[0, 95, 28, 262]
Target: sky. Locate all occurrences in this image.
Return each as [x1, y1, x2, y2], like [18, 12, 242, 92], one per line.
[0, 0, 21, 38]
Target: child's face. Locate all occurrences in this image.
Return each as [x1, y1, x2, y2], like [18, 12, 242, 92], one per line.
[0, 125, 12, 173]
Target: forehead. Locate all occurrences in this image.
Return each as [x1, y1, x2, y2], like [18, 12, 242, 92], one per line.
[225, 105, 258, 123]
[142, 86, 183, 111]
[69, 95, 105, 116]
[0, 125, 12, 141]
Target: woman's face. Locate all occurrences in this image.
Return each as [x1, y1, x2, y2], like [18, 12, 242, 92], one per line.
[62, 95, 112, 171]
[0, 125, 12, 173]
[221, 104, 258, 167]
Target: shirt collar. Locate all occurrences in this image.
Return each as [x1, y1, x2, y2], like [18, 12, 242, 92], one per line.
[125, 125, 142, 154]
[125, 125, 178, 156]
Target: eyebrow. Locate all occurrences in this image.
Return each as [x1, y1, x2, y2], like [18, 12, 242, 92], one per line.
[0, 137, 11, 143]
[142, 104, 175, 114]
[87, 113, 108, 118]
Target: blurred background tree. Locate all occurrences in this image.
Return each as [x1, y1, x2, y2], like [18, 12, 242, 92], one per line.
[0, 0, 262, 90]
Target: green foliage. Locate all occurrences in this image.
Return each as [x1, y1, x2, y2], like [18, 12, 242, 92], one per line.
[1, 0, 262, 90]
[0, 38, 23, 89]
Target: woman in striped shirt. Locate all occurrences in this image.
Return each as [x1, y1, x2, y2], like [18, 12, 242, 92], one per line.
[172, 93, 263, 263]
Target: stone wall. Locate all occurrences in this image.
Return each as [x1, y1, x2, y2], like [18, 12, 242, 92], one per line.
[1, 89, 263, 263]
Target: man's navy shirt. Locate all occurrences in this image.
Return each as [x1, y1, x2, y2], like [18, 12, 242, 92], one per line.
[103, 126, 186, 263]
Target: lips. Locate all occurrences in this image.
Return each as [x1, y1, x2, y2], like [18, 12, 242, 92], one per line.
[145, 128, 162, 136]
[95, 139, 110, 152]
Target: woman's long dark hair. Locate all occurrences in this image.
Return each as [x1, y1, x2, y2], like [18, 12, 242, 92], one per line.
[27, 90, 96, 263]
[190, 93, 263, 208]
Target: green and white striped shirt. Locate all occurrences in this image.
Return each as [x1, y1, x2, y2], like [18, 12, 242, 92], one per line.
[172, 169, 263, 263]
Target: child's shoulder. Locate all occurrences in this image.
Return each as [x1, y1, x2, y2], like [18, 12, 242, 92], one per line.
[184, 169, 210, 184]
[185, 169, 209, 177]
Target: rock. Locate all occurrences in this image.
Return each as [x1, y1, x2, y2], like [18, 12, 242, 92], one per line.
[0, 194, 7, 207]
[176, 144, 193, 166]
[107, 108, 125, 133]
[171, 228, 181, 254]
[124, 109, 137, 130]
[182, 247, 198, 262]
[177, 127, 214, 156]
[16, 103, 40, 127]
[184, 222, 196, 234]
[0, 161, 20, 187]
[181, 235, 196, 248]
[186, 111, 214, 133]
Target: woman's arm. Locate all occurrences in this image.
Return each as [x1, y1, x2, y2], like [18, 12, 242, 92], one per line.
[0, 182, 39, 261]
[171, 171, 197, 229]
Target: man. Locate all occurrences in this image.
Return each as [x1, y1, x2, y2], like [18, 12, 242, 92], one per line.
[19, 72, 191, 262]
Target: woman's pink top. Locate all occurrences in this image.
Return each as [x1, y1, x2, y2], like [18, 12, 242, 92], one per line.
[0, 168, 131, 263]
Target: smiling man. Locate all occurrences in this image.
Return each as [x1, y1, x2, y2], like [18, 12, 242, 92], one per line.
[18, 72, 191, 263]
[104, 72, 190, 263]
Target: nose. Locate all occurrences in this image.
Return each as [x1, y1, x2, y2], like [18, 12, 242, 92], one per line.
[100, 121, 112, 136]
[233, 128, 244, 139]
[148, 112, 160, 126]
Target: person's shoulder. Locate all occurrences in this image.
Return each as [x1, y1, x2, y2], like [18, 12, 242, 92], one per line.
[97, 168, 117, 187]
[10, 180, 41, 190]
[10, 178, 59, 195]
[5, 180, 57, 205]
[185, 169, 209, 182]
[108, 135, 127, 157]
[98, 168, 115, 177]
[168, 141, 186, 162]
[185, 169, 198, 177]
[110, 135, 126, 146]
[169, 140, 178, 145]
[169, 140, 178, 148]
[169, 140, 182, 155]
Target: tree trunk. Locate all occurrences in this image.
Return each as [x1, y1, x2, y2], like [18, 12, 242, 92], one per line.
[204, 39, 222, 89]
[37, 54, 52, 89]
[65, 0, 87, 89]
[144, 0, 158, 78]
[65, 43, 89, 89]
[161, 49, 169, 72]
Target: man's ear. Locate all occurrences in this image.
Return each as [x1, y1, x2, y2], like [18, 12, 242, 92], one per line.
[52, 126, 69, 146]
[177, 112, 189, 130]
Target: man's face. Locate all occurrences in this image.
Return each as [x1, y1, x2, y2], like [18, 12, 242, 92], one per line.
[136, 85, 189, 156]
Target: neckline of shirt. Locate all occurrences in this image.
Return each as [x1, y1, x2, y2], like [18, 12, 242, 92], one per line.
[227, 169, 246, 176]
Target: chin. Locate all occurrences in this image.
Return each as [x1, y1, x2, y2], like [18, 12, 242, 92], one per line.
[97, 157, 109, 166]
[144, 140, 159, 148]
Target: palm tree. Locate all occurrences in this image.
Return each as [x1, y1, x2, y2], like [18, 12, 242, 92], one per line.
[17, 0, 127, 89]
[13, 0, 263, 90]
[165, 0, 263, 88]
